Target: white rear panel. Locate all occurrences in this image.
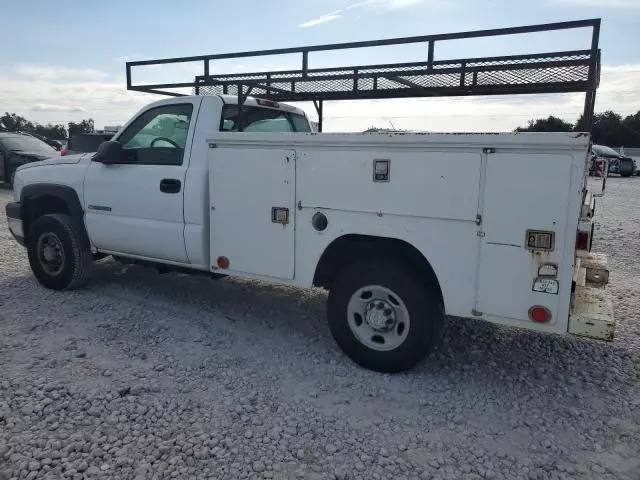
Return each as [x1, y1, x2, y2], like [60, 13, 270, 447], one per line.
[476, 152, 575, 326]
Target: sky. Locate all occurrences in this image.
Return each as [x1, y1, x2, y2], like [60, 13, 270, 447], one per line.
[0, 0, 639, 132]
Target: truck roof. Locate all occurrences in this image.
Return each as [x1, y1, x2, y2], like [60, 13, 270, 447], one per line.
[218, 94, 306, 116]
[171, 94, 307, 117]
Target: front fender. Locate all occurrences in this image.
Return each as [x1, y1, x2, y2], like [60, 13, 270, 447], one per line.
[19, 184, 87, 244]
[15, 159, 90, 207]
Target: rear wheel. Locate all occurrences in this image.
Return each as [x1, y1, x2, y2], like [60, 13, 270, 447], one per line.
[327, 260, 443, 373]
[27, 214, 93, 290]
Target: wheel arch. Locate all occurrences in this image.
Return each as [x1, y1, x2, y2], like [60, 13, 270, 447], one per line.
[20, 184, 86, 243]
[313, 233, 444, 308]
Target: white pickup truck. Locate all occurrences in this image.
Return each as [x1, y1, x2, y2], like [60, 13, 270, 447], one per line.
[6, 94, 614, 372]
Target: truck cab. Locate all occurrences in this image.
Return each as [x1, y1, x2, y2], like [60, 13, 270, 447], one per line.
[9, 95, 311, 265]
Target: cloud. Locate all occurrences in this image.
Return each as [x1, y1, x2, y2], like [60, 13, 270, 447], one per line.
[14, 65, 110, 82]
[31, 104, 87, 113]
[553, 0, 640, 6]
[346, 0, 378, 8]
[381, 0, 425, 8]
[350, 0, 429, 10]
[595, 65, 640, 111]
[113, 54, 144, 64]
[298, 11, 343, 28]
[299, 0, 430, 28]
[0, 65, 151, 128]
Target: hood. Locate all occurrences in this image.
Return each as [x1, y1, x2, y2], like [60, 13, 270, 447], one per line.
[16, 152, 89, 171]
[11, 150, 53, 161]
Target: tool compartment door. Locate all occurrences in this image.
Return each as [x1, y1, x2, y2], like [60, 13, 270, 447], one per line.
[476, 152, 574, 323]
[210, 147, 296, 279]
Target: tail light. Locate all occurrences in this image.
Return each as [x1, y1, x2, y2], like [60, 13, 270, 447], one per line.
[576, 231, 589, 251]
[60, 147, 68, 156]
[529, 306, 551, 323]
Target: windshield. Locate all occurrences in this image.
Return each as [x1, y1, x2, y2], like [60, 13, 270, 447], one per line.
[1, 135, 57, 154]
[221, 105, 311, 133]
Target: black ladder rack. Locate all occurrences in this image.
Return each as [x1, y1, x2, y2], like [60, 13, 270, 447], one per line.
[126, 18, 600, 132]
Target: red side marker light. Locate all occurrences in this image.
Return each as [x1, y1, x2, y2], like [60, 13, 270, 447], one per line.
[576, 231, 589, 251]
[529, 306, 551, 323]
[256, 99, 280, 108]
[217, 256, 230, 270]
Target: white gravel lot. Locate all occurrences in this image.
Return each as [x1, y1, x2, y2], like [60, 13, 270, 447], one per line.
[0, 179, 639, 480]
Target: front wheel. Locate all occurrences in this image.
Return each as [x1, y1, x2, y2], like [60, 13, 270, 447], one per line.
[327, 260, 443, 373]
[27, 214, 93, 290]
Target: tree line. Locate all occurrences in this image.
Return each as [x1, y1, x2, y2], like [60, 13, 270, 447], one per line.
[0, 112, 95, 140]
[2, 108, 640, 147]
[516, 110, 640, 147]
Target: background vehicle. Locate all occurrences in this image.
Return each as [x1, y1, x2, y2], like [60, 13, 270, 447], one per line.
[16, 132, 64, 151]
[61, 132, 114, 156]
[6, 94, 614, 372]
[620, 147, 640, 176]
[590, 144, 635, 177]
[0, 132, 57, 186]
[617, 157, 636, 177]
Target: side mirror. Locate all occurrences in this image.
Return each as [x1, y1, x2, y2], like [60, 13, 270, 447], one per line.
[93, 140, 123, 164]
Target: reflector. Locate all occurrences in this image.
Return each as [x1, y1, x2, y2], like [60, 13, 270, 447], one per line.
[217, 256, 230, 269]
[529, 306, 551, 323]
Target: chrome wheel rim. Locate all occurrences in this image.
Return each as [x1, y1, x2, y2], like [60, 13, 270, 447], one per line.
[37, 233, 65, 276]
[347, 285, 410, 351]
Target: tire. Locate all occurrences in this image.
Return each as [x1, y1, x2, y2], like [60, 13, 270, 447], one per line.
[327, 260, 444, 373]
[26, 214, 93, 290]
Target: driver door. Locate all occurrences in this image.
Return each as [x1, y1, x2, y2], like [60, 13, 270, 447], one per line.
[83, 101, 198, 263]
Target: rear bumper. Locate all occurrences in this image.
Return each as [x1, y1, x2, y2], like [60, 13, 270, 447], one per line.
[6, 202, 25, 247]
[569, 252, 614, 341]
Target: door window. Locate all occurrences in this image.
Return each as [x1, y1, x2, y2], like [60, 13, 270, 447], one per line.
[116, 104, 193, 165]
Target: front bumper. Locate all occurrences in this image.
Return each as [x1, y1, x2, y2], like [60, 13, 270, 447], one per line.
[6, 202, 25, 247]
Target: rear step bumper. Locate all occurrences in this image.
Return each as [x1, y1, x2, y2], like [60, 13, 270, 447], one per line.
[568, 252, 615, 341]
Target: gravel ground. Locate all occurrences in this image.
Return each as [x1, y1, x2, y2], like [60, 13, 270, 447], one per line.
[1, 179, 639, 480]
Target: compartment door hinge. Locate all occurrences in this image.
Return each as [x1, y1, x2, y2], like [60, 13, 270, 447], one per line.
[475, 214, 482, 226]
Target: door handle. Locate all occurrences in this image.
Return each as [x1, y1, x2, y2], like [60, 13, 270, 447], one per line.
[160, 178, 181, 194]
